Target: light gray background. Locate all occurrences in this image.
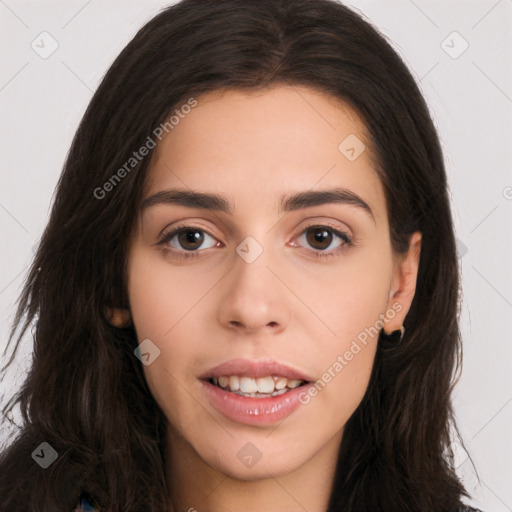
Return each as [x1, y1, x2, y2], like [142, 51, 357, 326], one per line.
[1, 1, 511, 510]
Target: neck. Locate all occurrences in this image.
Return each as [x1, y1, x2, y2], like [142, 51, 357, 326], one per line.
[165, 426, 342, 512]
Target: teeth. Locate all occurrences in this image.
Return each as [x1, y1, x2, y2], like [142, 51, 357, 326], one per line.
[240, 377, 258, 393]
[286, 379, 302, 389]
[209, 375, 306, 395]
[218, 376, 229, 388]
[256, 376, 275, 393]
[274, 377, 287, 390]
[229, 375, 240, 391]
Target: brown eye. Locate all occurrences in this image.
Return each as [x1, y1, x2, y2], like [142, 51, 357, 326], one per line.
[159, 226, 217, 254]
[292, 224, 352, 259]
[305, 227, 334, 251]
[176, 228, 205, 250]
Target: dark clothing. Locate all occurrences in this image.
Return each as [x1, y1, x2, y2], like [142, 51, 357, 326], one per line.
[74, 493, 484, 511]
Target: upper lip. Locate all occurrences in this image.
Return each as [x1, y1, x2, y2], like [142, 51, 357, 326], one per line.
[200, 358, 314, 382]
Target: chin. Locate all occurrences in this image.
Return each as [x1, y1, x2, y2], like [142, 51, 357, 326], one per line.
[195, 434, 312, 481]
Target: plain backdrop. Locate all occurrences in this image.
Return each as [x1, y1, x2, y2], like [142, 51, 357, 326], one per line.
[1, 1, 511, 510]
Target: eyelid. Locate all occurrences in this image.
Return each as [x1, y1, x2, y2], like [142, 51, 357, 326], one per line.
[292, 219, 352, 241]
[156, 219, 222, 242]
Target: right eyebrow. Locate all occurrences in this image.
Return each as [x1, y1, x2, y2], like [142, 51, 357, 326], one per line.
[142, 188, 234, 213]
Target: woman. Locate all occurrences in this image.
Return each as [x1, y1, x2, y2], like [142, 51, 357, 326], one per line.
[0, 0, 482, 510]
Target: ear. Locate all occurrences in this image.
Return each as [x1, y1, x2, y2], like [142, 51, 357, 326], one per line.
[384, 231, 422, 334]
[105, 307, 132, 328]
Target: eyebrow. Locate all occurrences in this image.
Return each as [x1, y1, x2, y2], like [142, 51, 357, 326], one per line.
[142, 187, 374, 220]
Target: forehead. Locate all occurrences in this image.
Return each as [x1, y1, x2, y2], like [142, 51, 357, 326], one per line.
[145, 85, 386, 222]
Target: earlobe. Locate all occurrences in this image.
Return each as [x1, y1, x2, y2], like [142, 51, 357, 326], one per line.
[105, 307, 132, 328]
[384, 232, 422, 334]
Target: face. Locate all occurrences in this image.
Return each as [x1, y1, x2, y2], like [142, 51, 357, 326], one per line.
[123, 85, 418, 482]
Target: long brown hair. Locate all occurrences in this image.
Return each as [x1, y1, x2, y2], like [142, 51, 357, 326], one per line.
[0, 1, 470, 510]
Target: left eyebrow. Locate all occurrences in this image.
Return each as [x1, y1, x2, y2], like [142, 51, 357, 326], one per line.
[142, 187, 374, 221]
[279, 188, 374, 221]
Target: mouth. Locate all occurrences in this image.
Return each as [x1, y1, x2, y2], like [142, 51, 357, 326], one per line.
[199, 359, 315, 425]
[205, 375, 310, 398]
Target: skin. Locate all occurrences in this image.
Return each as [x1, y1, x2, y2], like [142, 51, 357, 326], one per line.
[111, 85, 421, 512]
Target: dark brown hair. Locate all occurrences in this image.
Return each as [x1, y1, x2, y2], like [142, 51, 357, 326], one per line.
[0, 0, 471, 510]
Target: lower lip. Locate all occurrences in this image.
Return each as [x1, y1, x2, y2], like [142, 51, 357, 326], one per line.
[200, 379, 313, 426]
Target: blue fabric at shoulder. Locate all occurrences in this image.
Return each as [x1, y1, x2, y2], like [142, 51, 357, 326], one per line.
[77, 494, 98, 511]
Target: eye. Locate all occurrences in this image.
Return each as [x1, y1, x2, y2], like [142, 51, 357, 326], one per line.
[158, 225, 219, 259]
[157, 223, 353, 261]
[292, 224, 352, 258]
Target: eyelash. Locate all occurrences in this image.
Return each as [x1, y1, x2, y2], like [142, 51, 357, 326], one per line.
[157, 223, 353, 261]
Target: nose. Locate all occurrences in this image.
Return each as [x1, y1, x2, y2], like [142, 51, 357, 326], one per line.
[216, 241, 291, 336]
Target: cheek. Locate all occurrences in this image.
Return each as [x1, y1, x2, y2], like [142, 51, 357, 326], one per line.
[294, 248, 391, 415]
[299, 342, 377, 435]
[291, 243, 392, 342]
[126, 252, 217, 428]
[127, 249, 218, 340]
